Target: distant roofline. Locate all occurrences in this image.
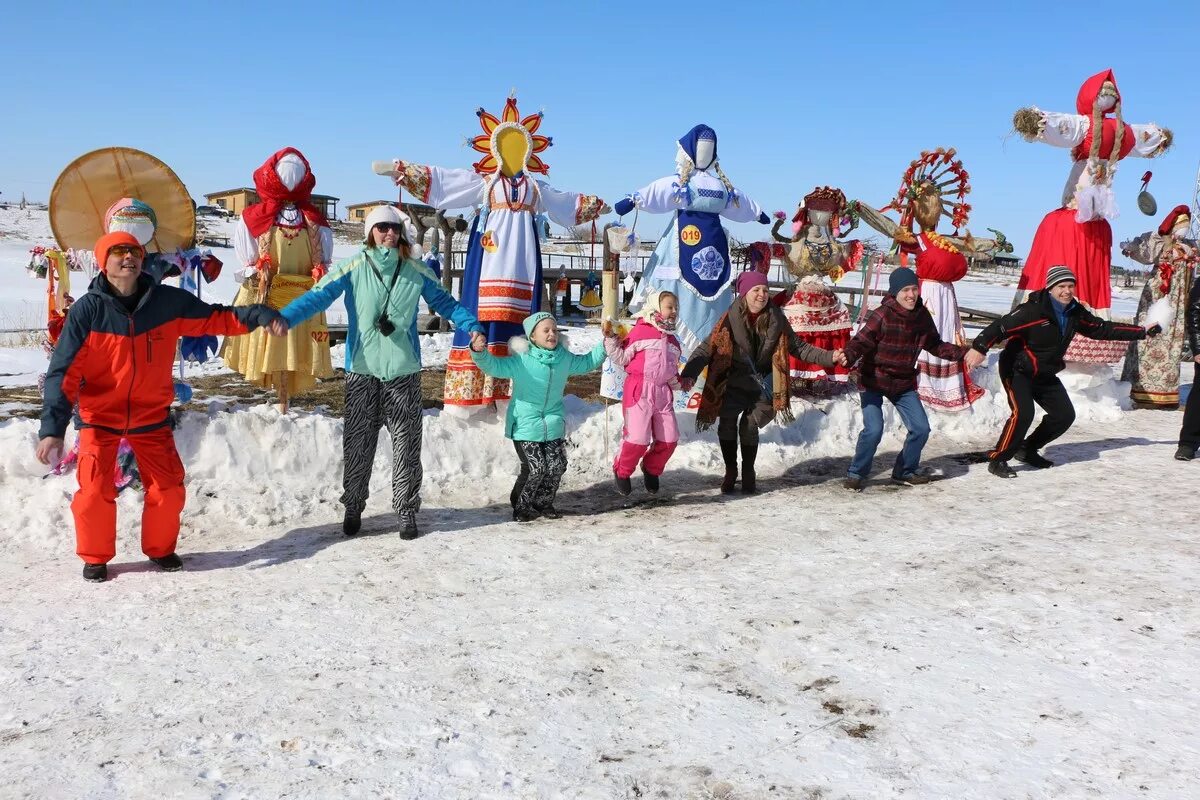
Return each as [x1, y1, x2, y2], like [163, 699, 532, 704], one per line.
[345, 200, 398, 209]
[204, 188, 340, 202]
[346, 200, 436, 210]
[204, 188, 256, 198]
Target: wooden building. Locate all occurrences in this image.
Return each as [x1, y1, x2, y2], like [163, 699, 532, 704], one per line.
[345, 200, 439, 223]
[205, 188, 340, 220]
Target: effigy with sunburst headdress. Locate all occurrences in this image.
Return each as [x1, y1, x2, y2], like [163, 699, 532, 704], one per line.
[467, 96, 553, 176]
[854, 147, 1010, 412]
[376, 93, 609, 409]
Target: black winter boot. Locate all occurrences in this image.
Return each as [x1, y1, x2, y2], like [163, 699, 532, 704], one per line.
[718, 438, 739, 493]
[1173, 445, 1195, 462]
[740, 442, 759, 494]
[82, 563, 107, 582]
[642, 469, 660, 494]
[343, 510, 362, 536]
[1014, 447, 1054, 469]
[988, 460, 1018, 479]
[613, 470, 633, 496]
[149, 553, 183, 571]
[398, 511, 419, 540]
[513, 506, 540, 523]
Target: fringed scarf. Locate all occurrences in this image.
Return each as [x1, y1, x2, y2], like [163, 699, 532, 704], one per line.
[695, 306, 793, 431]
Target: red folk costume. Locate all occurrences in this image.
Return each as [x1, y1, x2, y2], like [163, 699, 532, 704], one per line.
[1119, 205, 1198, 406]
[856, 149, 1005, 411]
[1013, 69, 1172, 363]
[769, 187, 861, 393]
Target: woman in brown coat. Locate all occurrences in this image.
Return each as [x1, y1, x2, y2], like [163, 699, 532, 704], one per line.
[681, 270, 839, 493]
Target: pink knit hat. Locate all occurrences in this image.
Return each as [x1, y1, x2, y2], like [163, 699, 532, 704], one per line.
[734, 270, 768, 295]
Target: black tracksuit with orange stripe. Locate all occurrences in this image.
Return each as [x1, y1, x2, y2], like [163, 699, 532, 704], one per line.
[970, 289, 1148, 462]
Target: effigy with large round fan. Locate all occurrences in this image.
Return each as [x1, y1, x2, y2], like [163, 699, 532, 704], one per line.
[49, 147, 196, 253]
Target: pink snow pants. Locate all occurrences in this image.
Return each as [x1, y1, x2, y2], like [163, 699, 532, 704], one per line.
[613, 377, 678, 478]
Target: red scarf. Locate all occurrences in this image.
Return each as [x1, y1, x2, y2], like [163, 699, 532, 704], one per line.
[241, 147, 327, 237]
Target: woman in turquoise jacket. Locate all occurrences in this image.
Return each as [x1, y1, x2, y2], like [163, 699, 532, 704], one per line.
[277, 206, 485, 539]
[471, 311, 610, 521]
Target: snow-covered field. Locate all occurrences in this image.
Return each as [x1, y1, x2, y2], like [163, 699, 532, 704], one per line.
[1, 207, 1197, 798]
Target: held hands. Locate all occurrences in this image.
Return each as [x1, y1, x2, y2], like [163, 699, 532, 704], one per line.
[963, 349, 986, 370]
[267, 318, 289, 337]
[469, 331, 487, 353]
[679, 376, 695, 393]
[831, 349, 848, 367]
[35, 436, 64, 466]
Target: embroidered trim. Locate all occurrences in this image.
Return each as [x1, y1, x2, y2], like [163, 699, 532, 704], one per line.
[478, 285, 534, 300]
[575, 194, 605, 225]
[396, 162, 433, 205]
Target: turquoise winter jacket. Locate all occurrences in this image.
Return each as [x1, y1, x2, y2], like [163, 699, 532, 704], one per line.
[471, 337, 606, 441]
[280, 247, 483, 380]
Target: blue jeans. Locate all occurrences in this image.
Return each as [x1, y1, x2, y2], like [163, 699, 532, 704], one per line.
[848, 389, 931, 480]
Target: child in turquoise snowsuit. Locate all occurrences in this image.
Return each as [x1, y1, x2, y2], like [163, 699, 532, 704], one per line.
[471, 311, 609, 521]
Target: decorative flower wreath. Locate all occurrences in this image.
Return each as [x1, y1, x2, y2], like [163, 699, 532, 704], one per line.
[467, 95, 553, 176]
[884, 147, 972, 234]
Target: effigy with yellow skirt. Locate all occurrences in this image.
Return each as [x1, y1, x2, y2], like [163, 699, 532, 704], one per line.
[220, 147, 335, 411]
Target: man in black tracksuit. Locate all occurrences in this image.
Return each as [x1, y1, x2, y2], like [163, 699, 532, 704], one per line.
[1176, 277, 1200, 460]
[965, 265, 1159, 478]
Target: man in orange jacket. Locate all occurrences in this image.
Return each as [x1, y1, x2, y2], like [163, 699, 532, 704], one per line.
[36, 231, 282, 582]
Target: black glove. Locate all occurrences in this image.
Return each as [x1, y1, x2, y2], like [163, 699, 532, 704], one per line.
[1145, 324, 1162, 338]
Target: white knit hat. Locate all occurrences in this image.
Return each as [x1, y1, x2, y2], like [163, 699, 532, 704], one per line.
[363, 204, 403, 236]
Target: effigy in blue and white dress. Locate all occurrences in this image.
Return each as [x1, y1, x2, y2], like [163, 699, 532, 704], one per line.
[601, 124, 768, 404]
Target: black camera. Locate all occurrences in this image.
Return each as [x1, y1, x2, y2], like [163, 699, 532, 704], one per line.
[377, 315, 395, 336]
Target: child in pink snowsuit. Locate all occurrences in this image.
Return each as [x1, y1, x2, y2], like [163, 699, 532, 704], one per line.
[607, 291, 682, 495]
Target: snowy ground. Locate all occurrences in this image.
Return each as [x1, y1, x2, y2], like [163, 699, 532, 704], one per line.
[2, 207, 1197, 798]
[1, 358, 1197, 798]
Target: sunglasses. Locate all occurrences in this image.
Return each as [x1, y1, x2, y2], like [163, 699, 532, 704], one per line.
[109, 245, 143, 257]
[374, 223, 405, 234]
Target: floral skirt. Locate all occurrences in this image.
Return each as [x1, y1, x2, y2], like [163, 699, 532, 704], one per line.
[782, 284, 852, 386]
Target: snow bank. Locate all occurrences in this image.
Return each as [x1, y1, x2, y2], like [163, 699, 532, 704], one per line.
[0, 356, 1130, 552]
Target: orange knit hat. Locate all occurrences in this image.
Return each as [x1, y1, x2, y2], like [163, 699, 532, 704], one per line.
[93, 231, 143, 272]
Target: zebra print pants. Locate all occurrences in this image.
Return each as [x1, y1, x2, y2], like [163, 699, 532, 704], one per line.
[342, 372, 423, 516]
[511, 439, 568, 514]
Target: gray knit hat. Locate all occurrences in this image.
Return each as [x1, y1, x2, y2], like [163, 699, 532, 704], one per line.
[1045, 265, 1076, 289]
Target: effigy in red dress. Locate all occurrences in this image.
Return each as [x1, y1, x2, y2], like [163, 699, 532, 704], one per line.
[1013, 69, 1172, 363]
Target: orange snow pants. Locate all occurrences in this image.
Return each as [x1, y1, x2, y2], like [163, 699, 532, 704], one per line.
[71, 427, 186, 564]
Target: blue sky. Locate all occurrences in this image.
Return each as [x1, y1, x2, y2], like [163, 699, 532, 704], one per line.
[3, 1, 1198, 264]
